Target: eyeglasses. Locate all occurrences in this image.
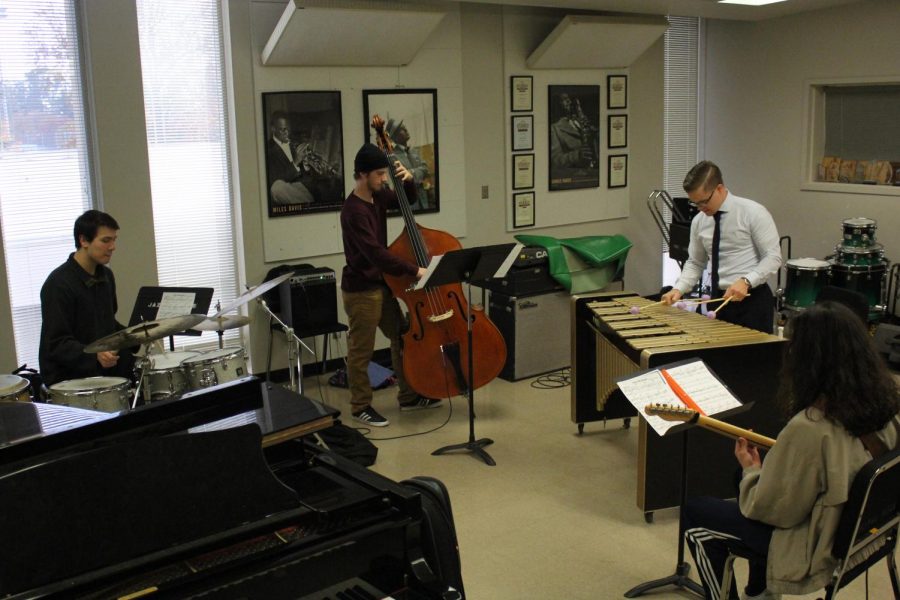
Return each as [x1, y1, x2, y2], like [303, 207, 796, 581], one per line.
[690, 186, 717, 208]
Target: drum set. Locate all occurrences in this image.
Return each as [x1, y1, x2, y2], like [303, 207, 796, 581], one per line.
[781, 217, 890, 321]
[0, 272, 296, 413]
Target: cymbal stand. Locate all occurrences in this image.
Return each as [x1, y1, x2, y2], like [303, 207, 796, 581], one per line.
[213, 300, 225, 349]
[256, 298, 312, 394]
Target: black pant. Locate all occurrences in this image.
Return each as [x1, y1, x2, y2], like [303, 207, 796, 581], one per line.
[714, 284, 775, 334]
[683, 496, 774, 600]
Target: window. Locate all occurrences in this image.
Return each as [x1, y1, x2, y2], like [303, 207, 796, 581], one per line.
[0, 0, 93, 368]
[135, 0, 239, 351]
[662, 15, 700, 286]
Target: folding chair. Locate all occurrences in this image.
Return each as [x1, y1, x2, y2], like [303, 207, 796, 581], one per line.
[824, 445, 900, 598]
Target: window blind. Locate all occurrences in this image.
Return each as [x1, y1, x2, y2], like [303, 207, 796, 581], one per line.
[135, 0, 239, 352]
[662, 15, 700, 285]
[0, 0, 93, 368]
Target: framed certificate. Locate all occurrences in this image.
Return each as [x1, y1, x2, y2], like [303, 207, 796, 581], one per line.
[512, 153, 534, 190]
[511, 115, 534, 151]
[608, 114, 627, 149]
[608, 154, 627, 188]
[512, 191, 535, 228]
[510, 75, 533, 112]
[607, 75, 627, 109]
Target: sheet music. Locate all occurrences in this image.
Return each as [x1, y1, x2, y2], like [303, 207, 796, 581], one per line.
[617, 370, 684, 436]
[156, 292, 196, 318]
[617, 359, 742, 436]
[493, 243, 524, 279]
[664, 360, 742, 416]
[414, 255, 443, 290]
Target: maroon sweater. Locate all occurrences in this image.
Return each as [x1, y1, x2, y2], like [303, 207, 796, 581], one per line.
[340, 180, 419, 292]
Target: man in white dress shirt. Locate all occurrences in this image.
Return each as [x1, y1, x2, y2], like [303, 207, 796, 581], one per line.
[662, 161, 782, 333]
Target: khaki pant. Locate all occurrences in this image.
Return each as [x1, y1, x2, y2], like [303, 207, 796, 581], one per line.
[342, 285, 417, 412]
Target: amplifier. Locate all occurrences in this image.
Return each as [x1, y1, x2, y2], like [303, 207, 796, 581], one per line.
[488, 290, 570, 381]
[278, 267, 339, 336]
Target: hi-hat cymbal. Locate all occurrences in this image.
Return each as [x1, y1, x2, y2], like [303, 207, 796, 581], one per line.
[191, 314, 251, 332]
[84, 314, 207, 353]
[213, 272, 293, 317]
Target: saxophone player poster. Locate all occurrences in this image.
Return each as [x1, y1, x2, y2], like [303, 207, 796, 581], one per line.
[548, 85, 600, 191]
[363, 89, 439, 214]
[262, 91, 345, 218]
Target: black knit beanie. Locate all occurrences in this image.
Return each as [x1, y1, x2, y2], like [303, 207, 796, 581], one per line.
[354, 143, 390, 174]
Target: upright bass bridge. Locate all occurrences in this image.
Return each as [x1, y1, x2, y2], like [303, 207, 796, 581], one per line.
[428, 309, 454, 323]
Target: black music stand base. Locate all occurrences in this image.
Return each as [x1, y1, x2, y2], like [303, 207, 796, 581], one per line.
[432, 437, 495, 466]
[624, 561, 703, 597]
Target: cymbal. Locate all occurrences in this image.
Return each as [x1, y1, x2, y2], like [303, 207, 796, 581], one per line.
[213, 272, 293, 317]
[191, 314, 251, 331]
[84, 314, 207, 353]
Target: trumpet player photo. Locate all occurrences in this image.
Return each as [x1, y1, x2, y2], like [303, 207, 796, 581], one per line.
[548, 85, 600, 191]
[262, 91, 345, 217]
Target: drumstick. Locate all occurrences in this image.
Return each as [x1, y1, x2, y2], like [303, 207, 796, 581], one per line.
[707, 295, 736, 319]
[678, 294, 749, 307]
[628, 300, 667, 314]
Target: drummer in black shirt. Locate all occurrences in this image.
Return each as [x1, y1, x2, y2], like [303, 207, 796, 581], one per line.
[38, 210, 135, 387]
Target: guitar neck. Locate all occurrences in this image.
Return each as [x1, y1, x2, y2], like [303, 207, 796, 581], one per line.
[694, 414, 776, 449]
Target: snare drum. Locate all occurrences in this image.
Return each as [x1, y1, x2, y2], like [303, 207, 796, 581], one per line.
[49, 376, 131, 412]
[783, 258, 831, 310]
[181, 347, 247, 390]
[841, 217, 877, 247]
[835, 243, 885, 266]
[0, 374, 32, 403]
[137, 350, 198, 402]
[829, 261, 888, 319]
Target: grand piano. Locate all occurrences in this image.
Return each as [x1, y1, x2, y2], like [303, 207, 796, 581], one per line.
[0, 378, 462, 599]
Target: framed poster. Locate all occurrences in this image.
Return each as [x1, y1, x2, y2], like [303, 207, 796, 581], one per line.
[608, 154, 627, 188]
[262, 91, 345, 217]
[511, 115, 534, 151]
[512, 191, 535, 228]
[512, 153, 535, 190]
[510, 75, 533, 112]
[363, 88, 439, 213]
[607, 75, 627, 109]
[608, 114, 628, 149]
[548, 85, 600, 191]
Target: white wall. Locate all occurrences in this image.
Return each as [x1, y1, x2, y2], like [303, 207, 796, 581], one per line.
[702, 0, 900, 273]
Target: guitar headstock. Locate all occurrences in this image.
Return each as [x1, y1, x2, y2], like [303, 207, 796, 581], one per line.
[644, 403, 699, 423]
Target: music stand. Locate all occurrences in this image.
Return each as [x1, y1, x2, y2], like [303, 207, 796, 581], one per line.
[428, 243, 522, 467]
[129, 287, 214, 350]
[621, 360, 753, 598]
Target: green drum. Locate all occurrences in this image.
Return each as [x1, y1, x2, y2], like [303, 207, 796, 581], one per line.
[829, 260, 888, 320]
[784, 258, 830, 310]
[841, 217, 877, 247]
[836, 243, 884, 266]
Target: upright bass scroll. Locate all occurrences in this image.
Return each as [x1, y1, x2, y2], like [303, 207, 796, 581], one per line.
[370, 115, 507, 400]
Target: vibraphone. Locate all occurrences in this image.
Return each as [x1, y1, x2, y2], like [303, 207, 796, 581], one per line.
[571, 291, 787, 517]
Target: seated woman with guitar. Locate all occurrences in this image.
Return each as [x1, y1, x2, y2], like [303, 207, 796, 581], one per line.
[683, 301, 900, 600]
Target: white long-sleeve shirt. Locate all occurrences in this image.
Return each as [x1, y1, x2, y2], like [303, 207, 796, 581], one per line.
[674, 191, 782, 293]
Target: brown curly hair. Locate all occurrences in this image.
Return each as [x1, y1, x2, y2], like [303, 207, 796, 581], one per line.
[778, 301, 899, 436]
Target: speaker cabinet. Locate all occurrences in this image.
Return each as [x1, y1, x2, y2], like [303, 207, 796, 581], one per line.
[488, 290, 571, 381]
[278, 268, 339, 336]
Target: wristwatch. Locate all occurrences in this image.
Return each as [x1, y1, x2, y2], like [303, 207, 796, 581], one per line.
[740, 276, 752, 289]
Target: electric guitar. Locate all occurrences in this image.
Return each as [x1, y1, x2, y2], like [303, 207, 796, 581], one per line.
[644, 403, 776, 449]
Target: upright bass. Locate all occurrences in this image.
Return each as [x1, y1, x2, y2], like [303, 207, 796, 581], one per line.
[371, 116, 507, 400]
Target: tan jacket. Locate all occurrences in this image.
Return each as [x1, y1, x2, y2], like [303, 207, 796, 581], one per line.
[738, 407, 899, 595]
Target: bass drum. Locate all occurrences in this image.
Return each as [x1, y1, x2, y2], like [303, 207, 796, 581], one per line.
[181, 347, 248, 390]
[829, 261, 888, 320]
[49, 376, 131, 412]
[0, 374, 31, 403]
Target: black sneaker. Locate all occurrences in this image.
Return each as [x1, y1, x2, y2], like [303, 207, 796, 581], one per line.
[399, 396, 444, 411]
[352, 406, 389, 427]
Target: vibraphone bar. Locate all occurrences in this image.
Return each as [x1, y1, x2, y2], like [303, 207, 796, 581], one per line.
[570, 291, 787, 516]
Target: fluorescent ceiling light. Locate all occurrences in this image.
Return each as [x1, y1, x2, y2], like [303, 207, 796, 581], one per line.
[719, 0, 787, 5]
